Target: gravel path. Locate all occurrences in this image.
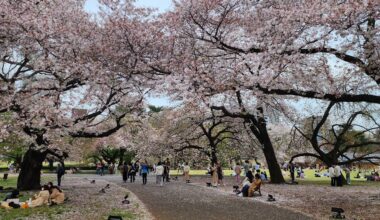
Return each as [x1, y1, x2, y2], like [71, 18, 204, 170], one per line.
[104, 175, 312, 220]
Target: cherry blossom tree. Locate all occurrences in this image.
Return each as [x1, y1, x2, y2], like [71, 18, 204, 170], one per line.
[0, 0, 151, 189]
[151, 0, 380, 183]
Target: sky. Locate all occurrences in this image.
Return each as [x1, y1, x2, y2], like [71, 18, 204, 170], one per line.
[84, 0, 174, 107]
[85, 0, 173, 14]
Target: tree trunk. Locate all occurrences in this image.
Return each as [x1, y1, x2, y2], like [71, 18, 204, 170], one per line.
[251, 113, 285, 184]
[17, 148, 47, 190]
[261, 139, 285, 183]
[210, 147, 218, 166]
[119, 148, 126, 165]
[47, 158, 54, 171]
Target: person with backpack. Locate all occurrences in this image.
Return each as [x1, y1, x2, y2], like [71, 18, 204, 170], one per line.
[57, 163, 65, 187]
[129, 162, 136, 183]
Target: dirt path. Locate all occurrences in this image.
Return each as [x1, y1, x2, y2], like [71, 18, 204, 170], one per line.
[104, 175, 311, 220]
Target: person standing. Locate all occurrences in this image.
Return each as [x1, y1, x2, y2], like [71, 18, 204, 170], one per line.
[164, 158, 171, 182]
[96, 162, 102, 175]
[122, 162, 129, 183]
[140, 160, 149, 185]
[100, 162, 105, 176]
[345, 167, 351, 185]
[56, 163, 65, 187]
[329, 166, 336, 186]
[254, 163, 260, 173]
[234, 163, 242, 184]
[243, 160, 250, 176]
[129, 162, 136, 183]
[183, 162, 191, 183]
[289, 162, 295, 183]
[155, 162, 164, 186]
[335, 165, 343, 187]
[109, 163, 115, 175]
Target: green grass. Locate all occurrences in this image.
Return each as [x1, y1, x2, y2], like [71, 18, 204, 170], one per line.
[104, 208, 137, 220]
[170, 168, 380, 186]
[0, 175, 19, 188]
[0, 176, 68, 220]
[1, 204, 68, 220]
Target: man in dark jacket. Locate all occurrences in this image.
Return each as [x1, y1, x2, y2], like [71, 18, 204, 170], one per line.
[57, 163, 65, 186]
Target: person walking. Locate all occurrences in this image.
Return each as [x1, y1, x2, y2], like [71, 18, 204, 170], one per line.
[129, 162, 136, 183]
[234, 163, 242, 184]
[155, 162, 164, 186]
[57, 163, 65, 187]
[140, 160, 149, 185]
[183, 162, 191, 183]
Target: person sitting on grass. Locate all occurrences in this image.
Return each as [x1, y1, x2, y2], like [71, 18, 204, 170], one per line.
[29, 185, 50, 208]
[236, 170, 254, 197]
[248, 174, 262, 197]
[260, 172, 266, 181]
[3, 189, 19, 201]
[47, 182, 65, 205]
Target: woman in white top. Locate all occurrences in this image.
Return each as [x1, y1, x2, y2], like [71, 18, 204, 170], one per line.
[329, 166, 336, 186]
[183, 162, 191, 183]
[155, 162, 164, 186]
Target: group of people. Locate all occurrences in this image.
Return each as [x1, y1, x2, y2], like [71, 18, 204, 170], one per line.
[118, 158, 185, 186]
[236, 170, 262, 197]
[234, 161, 268, 184]
[1, 182, 65, 210]
[328, 165, 344, 186]
[209, 162, 224, 187]
[121, 161, 139, 183]
[287, 162, 354, 186]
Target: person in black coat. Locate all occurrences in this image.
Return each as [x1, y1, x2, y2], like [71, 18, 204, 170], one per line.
[57, 163, 65, 187]
[122, 162, 129, 183]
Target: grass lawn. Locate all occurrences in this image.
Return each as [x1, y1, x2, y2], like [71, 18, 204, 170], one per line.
[170, 168, 379, 186]
[0, 175, 65, 220]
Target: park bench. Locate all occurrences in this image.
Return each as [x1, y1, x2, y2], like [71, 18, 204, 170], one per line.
[3, 173, 8, 181]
